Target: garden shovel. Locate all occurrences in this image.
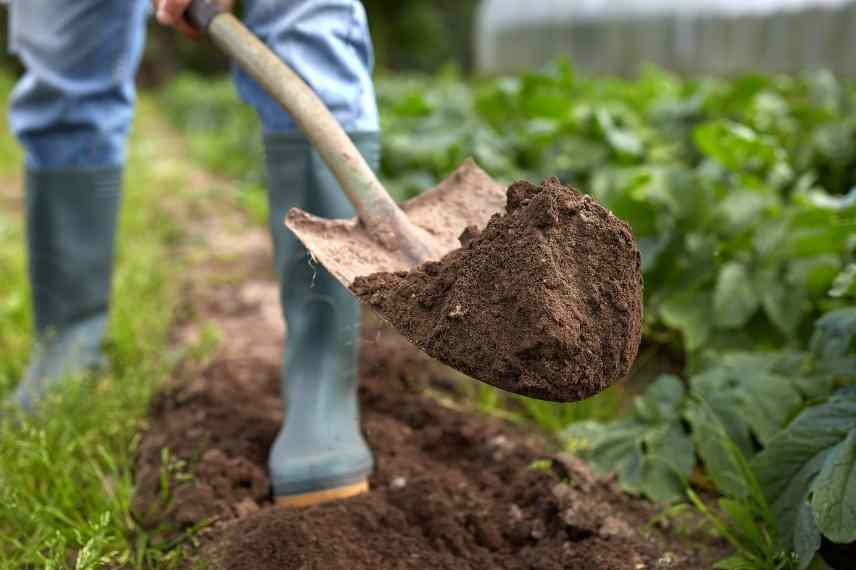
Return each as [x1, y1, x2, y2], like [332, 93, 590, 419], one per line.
[187, 1, 644, 404]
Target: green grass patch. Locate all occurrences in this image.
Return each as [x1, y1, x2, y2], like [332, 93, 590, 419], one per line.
[0, 233, 29, 394]
[0, 86, 194, 567]
[0, 73, 22, 177]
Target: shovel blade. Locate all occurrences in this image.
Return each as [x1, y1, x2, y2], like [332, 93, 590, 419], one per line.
[285, 159, 506, 288]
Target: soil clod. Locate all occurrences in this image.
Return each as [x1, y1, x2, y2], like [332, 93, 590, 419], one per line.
[351, 178, 644, 402]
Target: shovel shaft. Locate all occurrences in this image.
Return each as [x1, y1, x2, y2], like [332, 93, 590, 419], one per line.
[188, 1, 437, 263]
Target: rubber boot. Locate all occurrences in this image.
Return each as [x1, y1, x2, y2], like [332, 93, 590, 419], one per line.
[9, 169, 121, 414]
[264, 132, 379, 507]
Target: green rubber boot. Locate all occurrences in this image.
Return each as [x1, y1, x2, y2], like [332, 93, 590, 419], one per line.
[9, 169, 121, 414]
[264, 132, 379, 506]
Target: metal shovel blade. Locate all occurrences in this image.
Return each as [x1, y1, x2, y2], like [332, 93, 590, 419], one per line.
[285, 159, 506, 288]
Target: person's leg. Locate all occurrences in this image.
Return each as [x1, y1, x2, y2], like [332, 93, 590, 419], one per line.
[6, 0, 148, 412]
[262, 133, 379, 505]
[233, 0, 380, 504]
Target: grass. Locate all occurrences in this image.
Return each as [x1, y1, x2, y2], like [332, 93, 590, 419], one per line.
[0, 74, 22, 178]
[0, 78, 196, 568]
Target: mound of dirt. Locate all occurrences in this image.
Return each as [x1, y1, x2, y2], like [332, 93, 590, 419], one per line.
[133, 322, 715, 569]
[351, 178, 643, 402]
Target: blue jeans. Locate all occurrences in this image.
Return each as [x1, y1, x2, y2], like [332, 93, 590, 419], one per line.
[7, 0, 379, 170]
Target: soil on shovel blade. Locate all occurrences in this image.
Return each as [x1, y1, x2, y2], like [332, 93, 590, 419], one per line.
[132, 271, 716, 569]
[351, 178, 644, 403]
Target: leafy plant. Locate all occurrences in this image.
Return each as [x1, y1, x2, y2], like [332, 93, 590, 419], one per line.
[685, 401, 796, 570]
[568, 308, 856, 568]
[564, 375, 694, 502]
[753, 387, 856, 569]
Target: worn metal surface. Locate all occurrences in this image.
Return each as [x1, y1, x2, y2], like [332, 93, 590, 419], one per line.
[286, 159, 507, 288]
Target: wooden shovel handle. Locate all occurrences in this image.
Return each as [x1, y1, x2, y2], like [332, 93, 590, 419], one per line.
[187, 0, 437, 263]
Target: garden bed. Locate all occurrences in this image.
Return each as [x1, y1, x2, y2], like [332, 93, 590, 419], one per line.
[131, 251, 721, 569]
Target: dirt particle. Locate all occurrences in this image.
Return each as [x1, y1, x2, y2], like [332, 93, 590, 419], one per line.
[448, 304, 466, 319]
[390, 476, 407, 489]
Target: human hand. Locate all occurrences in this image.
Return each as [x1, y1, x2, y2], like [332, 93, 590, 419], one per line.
[151, 0, 200, 39]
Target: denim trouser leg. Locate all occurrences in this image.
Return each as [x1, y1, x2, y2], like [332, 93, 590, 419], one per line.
[8, 0, 148, 170]
[233, 0, 379, 134]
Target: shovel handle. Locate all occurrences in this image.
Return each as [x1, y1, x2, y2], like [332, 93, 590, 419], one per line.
[187, 0, 436, 263]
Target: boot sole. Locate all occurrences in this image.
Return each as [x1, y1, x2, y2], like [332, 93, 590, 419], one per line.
[274, 480, 369, 508]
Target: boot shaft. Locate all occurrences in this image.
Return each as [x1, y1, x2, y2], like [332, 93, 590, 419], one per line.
[26, 168, 121, 335]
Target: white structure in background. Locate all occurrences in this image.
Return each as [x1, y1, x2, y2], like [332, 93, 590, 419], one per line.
[476, 0, 856, 75]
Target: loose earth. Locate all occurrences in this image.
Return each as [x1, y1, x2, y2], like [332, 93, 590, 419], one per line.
[351, 178, 644, 402]
[133, 321, 717, 569]
[129, 187, 715, 569]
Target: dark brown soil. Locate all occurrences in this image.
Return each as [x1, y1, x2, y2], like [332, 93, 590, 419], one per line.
[133, 325, 715, 570]
[351, 178, 644, 403]
[131, 282, 717, 570]
[127, 179, 718, 569]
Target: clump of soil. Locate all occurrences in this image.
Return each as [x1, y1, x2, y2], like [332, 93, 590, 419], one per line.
[351, 178, 643, 402]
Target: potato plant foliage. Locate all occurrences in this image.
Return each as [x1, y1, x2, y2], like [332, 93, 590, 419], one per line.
[158, 62, 856, 568]
[568, 308, 856, 568]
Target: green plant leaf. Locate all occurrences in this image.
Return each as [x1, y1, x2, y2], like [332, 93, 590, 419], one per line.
[660, 290, 713, 351]
[690, 364, 803, 454]
[787, 256, 842, 297]
[595, 108, 644, 159]
[685, 398, 746, 498]
[633, 372, 686, 420]
[794, 499, 822, 570]
[719, 498, 767, 550]
[694, 119, 778, 172]
[753, 388, 856, 566]
[564, 375, 693, 502]
[809, 308, 856, 361]
[714, 262, 760, 329]
[829, 264, 856, 298]
[811, 428, 856, 543]
[756, 267, 807, 337]
[714, 554, 756, 570]
[718, 191, 774, 234]
[719, 499, 765, 544]
[786, 223, 856, 257]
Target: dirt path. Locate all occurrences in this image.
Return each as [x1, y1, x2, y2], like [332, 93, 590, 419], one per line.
[129, 153, 722, 568]
[0, 175, 21, 214]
